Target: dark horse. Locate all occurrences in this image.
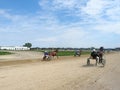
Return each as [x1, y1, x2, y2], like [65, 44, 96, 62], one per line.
[74, 50, 81, 57]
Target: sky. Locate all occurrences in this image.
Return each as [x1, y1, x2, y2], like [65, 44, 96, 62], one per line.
[0, 0, 120, 48]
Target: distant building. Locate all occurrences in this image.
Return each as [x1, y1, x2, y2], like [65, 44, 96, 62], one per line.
[0, 46, 30, 50]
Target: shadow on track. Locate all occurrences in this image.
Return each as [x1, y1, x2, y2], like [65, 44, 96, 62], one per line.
[82, 64, 95, 67]
[82, 64, 105, 68]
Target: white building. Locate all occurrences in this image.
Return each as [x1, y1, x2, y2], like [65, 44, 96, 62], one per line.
[0, 46, 30, 50]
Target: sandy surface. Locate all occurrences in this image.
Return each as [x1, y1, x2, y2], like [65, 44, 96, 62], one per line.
[0, 51, 43, 61]
[0, 51, 120, 90]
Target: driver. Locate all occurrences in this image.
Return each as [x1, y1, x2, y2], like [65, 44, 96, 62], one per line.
[43, 51, 49, 60]
[87, 49, 99, 65]
[98, 47, 104, 63]
[90, 49, 99, 59]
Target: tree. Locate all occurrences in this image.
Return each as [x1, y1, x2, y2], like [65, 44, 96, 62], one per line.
[23, 43, 32, 48]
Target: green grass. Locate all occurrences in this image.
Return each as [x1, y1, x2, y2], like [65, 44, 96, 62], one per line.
[57, 51, 90, 56]
[0, 51, 13, 55]
[81, 51, 91, 55]
[35, 50, 91, 56]
[57, 51, 75, 56]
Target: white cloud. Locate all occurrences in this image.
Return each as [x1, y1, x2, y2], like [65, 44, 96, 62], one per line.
[61, 29, 86, 39]
[32, 26, 90, 47]
[35, 37, 57, 42]
[0, 9, 5, 14]
[106, 6, 120, 21]
[82, 0, 109, 16]
[0, 0, 120, 48]
[39, 0, 73, 9]
[39, 0, 86, 12]
[0, 9, 22, 21]
[54, 28, 90, 47]
[94, 22, 120, 34]
[52, 0, 77, 9]
[81, 0, 120, 21]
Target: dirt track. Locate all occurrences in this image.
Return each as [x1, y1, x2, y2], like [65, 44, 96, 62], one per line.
[0, 51, 43, 61]
[0, 51, 120, 90]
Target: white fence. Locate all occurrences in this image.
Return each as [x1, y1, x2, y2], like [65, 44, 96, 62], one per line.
[0, 46, 30, 50]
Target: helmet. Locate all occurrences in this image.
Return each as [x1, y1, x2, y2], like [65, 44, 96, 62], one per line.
[100, 47, 104, 51]
[44, 51, 47, 52]
[93, 49, 96, 51]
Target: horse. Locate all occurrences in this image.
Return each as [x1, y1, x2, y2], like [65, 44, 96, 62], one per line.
[87, 50, 105, 66]
[42, 49, 58, 60]
[97, 50, 104, 63]
[74, 50, 81, 57]
[49, 50, 58, 59]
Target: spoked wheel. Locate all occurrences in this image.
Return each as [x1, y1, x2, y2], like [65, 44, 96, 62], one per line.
[87, 58, 90, 65]
[96, 57, 99, 66]
[102, 59, 106, 67]
[47, 56, 52, 60]
[43, 55, 52, 61]
[43, 56, 46, 60]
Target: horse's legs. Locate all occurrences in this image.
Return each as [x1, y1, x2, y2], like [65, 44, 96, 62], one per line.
[87, 58, 90, 65]
[56, 55, 58, 59]
[95, 56, 99, 65]
[53, 55, 58, 59]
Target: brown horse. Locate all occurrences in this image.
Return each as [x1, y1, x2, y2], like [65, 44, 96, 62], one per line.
[42, 50, 58, 60]
[49, 50, 58, 59]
